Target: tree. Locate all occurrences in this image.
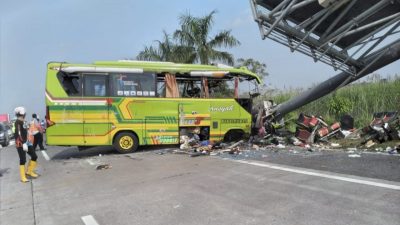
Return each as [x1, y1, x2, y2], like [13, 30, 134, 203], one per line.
[137, 31, 196, 63]
[236, 58, 268, 80]
[174, 10, 240, 65]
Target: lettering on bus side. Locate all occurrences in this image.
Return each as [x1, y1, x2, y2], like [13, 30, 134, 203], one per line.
[221, 119, 249, 124]
[209, 105, 234, 112]
[183, 117, 205, 125]
[155, 136, 178, 143]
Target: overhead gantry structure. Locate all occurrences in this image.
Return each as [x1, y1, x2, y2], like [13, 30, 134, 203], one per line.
[250, 0, 400, 119]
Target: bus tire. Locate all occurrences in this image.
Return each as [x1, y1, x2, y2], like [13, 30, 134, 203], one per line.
[113, 132, 138, 154]
[224, 130, 244, 142]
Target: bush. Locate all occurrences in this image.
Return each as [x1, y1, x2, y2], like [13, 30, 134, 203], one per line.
[328, 95, 352, 116]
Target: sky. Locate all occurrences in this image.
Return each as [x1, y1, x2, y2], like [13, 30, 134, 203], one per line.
[0, 0, 399, 118]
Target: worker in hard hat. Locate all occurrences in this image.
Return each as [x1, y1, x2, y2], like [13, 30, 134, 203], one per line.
[14, 107, 39, 183]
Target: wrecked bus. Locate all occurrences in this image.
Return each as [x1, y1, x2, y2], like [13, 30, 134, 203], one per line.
[45, 61, 261, 153]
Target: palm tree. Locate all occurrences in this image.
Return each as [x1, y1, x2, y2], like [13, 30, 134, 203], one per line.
[174, 10, 240, 65]
[137, 31, 196, 63]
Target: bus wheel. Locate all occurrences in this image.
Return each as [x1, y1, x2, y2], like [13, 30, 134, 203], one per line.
[113, 132, 138, 154]
[224, 130, 244, 142]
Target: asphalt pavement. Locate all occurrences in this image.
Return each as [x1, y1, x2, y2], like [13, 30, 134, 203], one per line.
[1, 143, 399, 225]
[219, 147, 400, 182]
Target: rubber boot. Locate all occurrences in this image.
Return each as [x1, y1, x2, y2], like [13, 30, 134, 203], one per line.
[26, 160, 39, 178]
[19, 165, 29, 183]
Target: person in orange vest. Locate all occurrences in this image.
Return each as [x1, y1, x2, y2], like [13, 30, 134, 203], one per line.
[31, 114, 45, 150]
[14, 107, 39, 183]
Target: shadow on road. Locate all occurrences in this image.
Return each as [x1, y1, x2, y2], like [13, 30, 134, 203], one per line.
[51, 145, 179, 160]
[51, 146, 116, 160]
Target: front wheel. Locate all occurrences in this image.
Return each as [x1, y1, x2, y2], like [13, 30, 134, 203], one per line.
[113, 132, 139, 154]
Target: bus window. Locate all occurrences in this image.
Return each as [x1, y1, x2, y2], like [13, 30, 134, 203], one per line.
[157, 80, 166, 97]
[238, 78, 260, 98]
[83, 74, 107, 97]
[111, 73, 155, 97]
[209, 79, 235, 98]
[57, 72, 82, 96]
[178, 80, 202, 98]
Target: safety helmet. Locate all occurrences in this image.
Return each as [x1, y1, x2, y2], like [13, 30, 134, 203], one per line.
[14, 106, 26, 117]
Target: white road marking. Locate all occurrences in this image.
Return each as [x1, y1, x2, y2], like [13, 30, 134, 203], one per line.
[9, 140, 15, 146]
[230, 159, 400, 191]
[81, 215, 99, 225]
[41, 150, 50, 161]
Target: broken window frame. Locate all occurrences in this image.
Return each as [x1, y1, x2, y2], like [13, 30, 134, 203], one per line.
[155, 72, 260, 99]
[57, 71, 82, 96]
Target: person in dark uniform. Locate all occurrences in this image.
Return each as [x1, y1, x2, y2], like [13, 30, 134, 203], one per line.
[14, 107, 39, 183]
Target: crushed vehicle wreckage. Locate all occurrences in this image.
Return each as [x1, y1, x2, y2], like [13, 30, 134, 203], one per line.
[173, 104, 400, 157]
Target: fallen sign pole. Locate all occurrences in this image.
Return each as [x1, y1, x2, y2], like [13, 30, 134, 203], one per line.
[272, 39, 400, 120]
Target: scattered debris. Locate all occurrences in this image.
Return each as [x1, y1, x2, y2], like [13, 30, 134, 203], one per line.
[295, 113, 341, 144]
[96, 164, 112, 170]
[330, 143, 340, 147]
[173, 150, 190, 154]
[210, 152, 220, 156]
[290, 136, 303, 146]
[289, 149, 298, 154]
[227, 140, 244, 150]
[365, 140, 376, 148]
[166, 112, 399, 159]
[276, 144, 285, 149]
[362, 111, 400, 144]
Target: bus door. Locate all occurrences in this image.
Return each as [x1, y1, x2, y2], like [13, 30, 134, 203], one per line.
[178, 100, 211, 138]
[210, 100, 241, 141]
[49, 72, 84, 146]
[82, 74, 111, 146]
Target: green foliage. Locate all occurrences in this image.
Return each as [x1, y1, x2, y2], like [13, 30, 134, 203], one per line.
[328, 95, 352, 116]
[236, 58, 268, 80]
[265, 76, 400, 128]
[137, 31, 196, 63]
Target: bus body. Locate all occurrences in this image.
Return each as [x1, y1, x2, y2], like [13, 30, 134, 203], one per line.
[45, 61, 261, 153]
